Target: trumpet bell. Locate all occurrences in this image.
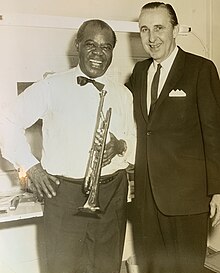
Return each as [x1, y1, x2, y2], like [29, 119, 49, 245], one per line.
[77, 205, 102, 218]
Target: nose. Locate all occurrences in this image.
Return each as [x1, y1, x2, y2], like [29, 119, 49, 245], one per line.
[149, 30, 156, 43]
[92, 46, 104, 56]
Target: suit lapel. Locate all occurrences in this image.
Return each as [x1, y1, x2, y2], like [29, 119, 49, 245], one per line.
[152, 48, 186, 114]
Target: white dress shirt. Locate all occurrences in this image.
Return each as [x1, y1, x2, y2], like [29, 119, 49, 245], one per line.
[147, 46, 179, 113]
[0, 66, 136, 178]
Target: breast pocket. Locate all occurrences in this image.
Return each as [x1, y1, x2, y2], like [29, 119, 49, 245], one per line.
[160, 96, 197, 130]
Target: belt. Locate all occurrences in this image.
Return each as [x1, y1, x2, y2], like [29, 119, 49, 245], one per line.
[56, 171, 120, 185]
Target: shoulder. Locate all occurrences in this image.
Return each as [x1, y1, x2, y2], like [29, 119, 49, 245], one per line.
[175, 47, 219, 79]
[178, 48, 220, 86]
[105, 75, 133, 101]
[179, 47, 216, 69]
[133, 58, 152, 71]
[43, 68, 75, 84]
[21, 68, 75, 100]
[125, 58, 152, 93]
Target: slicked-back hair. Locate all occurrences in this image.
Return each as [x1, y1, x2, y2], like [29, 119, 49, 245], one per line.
[76, 19, 117, 48]
[141, 2, 178, 27]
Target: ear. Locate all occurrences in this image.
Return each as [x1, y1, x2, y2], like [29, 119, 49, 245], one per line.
[75, 40, 79, 52]
[173, 24, 179, 39]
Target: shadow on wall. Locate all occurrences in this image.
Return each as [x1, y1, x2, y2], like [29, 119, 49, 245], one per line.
[128, 32, 149, 61]
[124, 32, 149, 83]
[67, 32, 79, 69]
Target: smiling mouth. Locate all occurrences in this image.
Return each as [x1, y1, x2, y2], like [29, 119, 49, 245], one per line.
[149, 44, 161, 50]
[89, 59, 103, 68]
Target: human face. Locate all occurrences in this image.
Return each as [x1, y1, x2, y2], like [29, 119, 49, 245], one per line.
[76, 26, 114, 78]
[139, 7, 179, 63]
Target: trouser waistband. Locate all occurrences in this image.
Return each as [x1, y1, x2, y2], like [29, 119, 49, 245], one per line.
[56, 170, 122, 185]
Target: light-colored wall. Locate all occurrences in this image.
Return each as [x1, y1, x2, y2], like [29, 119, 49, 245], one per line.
[212, 0, 220, 72]
[0, 0, 214, 57]
[0, 218, 46, 273]
[0, 1, 220, 272]
[0, 0, 216, 105]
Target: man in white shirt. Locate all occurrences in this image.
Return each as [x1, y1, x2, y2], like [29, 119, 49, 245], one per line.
[0, 19, 136, 273]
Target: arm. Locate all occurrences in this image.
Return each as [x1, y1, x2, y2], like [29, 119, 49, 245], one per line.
[0, 81, 49, 170]
[197, 60, 220, 226]
[0, 80, 59, 197]
[103, 86, 136, 166]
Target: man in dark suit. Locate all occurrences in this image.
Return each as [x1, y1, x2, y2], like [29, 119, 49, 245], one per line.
[126, 2, 220, 273]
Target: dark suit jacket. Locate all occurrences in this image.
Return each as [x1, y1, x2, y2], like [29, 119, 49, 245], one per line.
[126, 47, 220, 215]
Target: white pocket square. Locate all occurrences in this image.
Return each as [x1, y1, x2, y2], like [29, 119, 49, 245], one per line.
[169, 89, 186, 97]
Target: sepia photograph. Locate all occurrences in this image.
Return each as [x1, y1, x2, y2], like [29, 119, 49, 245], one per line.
[0, 1, 220, 273]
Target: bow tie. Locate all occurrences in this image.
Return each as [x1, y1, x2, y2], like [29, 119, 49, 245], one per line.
[77, 76, 105, 91]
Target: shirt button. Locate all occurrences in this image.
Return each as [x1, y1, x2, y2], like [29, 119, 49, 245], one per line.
[147, 131, 152, 136]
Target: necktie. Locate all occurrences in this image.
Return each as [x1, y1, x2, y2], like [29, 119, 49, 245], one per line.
[77, 76, 105, 91]
[150, 63, 162, 113]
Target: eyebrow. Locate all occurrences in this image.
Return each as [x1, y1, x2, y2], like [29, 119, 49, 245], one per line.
[140, 24, 165, 30]
[85, 39, 113, 47]
[154, 24, 165, 28]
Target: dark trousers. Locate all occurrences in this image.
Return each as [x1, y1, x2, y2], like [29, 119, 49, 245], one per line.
[131, 176, 209, 273]
[43, 170, 128, 273]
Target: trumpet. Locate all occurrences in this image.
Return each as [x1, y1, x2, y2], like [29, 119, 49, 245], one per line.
[78, 89, 112, 216]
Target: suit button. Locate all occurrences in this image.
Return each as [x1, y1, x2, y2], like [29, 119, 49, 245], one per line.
[147, 131, 152, 136]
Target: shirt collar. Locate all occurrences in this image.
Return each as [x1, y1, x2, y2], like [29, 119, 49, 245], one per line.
[75, 65, 107, 84]
[153, 46, 179, 72]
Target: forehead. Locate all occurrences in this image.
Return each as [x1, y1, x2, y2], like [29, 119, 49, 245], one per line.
[82, 26, 114, 44]
[139, 7, 171, 27]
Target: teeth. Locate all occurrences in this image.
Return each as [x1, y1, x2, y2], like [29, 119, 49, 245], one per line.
[90, 59, 102, 64]
[150, 44, 160, 48]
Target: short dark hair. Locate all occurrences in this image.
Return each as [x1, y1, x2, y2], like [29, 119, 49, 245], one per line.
[76, 19, 117, 48]
[141, 2, 178, 27]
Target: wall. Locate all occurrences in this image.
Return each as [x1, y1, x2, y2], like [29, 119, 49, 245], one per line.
[0, 0, 220, 272]
[0, 0, 215, 106]
[212, 0, 220, 72]
[0, 0, 214, 57]
[0, 218, 46, 273]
